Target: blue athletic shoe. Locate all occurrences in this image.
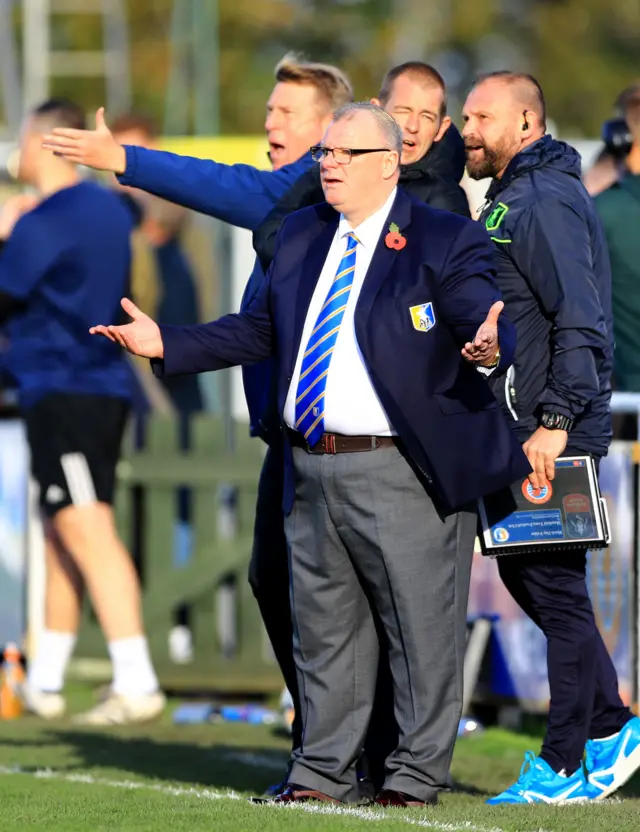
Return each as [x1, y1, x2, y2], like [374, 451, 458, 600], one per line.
[585, 716, 640, 800]
[486, 751, 592, 805]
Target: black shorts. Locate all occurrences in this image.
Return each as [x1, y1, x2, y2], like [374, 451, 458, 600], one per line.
[24, 393, 130, 517]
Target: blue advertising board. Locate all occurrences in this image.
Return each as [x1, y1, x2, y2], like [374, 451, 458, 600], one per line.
[0, 420, 29, 646]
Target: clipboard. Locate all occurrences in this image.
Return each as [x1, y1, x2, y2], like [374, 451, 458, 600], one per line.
[478, 456, 611, 557]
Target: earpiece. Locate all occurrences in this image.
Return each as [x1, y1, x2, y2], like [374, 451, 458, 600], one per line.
[522, 110, 530, 131]
[602, 117, 633, 158]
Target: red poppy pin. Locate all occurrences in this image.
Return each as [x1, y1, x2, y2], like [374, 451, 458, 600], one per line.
[385, 222, 406, 251]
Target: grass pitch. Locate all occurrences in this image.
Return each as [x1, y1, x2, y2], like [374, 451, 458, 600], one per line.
[0, 685, 638, 831]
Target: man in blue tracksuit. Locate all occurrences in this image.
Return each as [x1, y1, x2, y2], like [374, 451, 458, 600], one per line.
[463, 71, 640, 804]
[43, 55, 354, 763]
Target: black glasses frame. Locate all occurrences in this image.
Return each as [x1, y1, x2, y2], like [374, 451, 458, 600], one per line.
[310, 146, 391, 164]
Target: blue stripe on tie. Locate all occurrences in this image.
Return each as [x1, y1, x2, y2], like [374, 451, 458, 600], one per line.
[295, 232, 358, 445]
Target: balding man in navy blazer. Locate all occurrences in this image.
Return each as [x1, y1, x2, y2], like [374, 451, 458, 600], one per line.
[92, 103, 530, 807]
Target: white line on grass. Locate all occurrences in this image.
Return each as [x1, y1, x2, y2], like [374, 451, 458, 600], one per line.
[0, 766, 510, 832]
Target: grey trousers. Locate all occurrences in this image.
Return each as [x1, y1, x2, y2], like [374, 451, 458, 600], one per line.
[285, 445, 476, 803]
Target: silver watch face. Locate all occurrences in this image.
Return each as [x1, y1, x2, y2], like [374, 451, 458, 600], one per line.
[543, 413, 569, 430]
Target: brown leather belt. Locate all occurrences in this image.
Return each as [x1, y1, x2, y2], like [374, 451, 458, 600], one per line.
[287, 428, 396, 455]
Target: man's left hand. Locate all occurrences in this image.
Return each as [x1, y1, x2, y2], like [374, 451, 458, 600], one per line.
[522, 426, 568, 490]
[461, 301, 503, 367]
[90, 298, 164, 358]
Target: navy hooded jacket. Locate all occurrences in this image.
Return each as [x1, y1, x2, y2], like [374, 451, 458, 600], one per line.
[478, 135, 613, 456]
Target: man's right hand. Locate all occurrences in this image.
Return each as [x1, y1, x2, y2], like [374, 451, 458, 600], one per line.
[42, 108, 127, 175]
[90, 298, 164, 359]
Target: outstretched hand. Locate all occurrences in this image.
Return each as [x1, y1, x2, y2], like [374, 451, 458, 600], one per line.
[41, 108, 127, 174]
[90, 298, 164, 359]
[461, 300, 503, 367]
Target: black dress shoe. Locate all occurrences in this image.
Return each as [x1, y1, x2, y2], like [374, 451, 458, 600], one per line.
[356, 773, 376, 804]
[263, 777, 289, 798]
[273, 783, 341, 803]
[248, 761, 293, 803]
[375, 788, 438, 807]
[247, 778, 288, 804]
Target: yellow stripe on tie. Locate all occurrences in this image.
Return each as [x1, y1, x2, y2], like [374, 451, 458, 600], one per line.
[310, 305, 348, 339]
[320, 284, 352, 315]
[303, 325, 341, 359]
[298, 348, 334, 385]
[334, 263, 356, 282]
[295, 369, 330, 406]
[294, 391, 325, 428]
[304, 410, 325, 441]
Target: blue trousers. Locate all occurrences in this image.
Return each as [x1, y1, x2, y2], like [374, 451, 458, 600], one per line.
[498, 549, 632, 773]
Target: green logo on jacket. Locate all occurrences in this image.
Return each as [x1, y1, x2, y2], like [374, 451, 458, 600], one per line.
[485, 202, 509, 231]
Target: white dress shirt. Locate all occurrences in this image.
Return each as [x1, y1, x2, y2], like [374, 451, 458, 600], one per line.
[284, 187, 398, 436]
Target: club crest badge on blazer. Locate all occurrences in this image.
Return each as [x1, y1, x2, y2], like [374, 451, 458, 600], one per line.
[409, 302, 436, 333]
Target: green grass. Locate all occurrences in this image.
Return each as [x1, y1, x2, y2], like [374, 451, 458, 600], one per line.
[0, 685, 639, 831]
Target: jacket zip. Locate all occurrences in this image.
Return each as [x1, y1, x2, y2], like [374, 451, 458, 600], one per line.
[504, 365, 518, 421]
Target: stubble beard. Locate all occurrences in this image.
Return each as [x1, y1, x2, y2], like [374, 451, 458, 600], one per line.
[466, 137, 515, 181]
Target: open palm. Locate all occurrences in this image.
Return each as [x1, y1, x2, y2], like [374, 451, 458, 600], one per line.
[461, 301, 503, 367]
[90, 298, 164, 358]
[42, 108, 126, 174]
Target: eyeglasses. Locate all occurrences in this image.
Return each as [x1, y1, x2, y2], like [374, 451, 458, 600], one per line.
[310, 146, 390, 165]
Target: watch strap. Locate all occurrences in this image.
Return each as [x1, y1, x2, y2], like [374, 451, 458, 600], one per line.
[541, 411, 574, 431]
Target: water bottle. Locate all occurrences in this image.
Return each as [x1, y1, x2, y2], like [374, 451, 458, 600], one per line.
[0, 643, 25, 719]
[217, 704, 278, 725]
[168, 625, 194, 664]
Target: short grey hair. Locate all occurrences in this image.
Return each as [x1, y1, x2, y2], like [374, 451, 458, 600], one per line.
[332, 102, 403, 157]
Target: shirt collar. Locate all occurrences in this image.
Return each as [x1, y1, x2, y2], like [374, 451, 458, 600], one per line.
[337, 187, 398, 250]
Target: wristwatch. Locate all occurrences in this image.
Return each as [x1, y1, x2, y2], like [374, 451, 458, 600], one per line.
[541, 411, 574, 432]
[485, 350, 500, 369]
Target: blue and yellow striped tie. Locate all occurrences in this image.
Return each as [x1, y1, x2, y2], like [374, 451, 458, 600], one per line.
[294, 232, 359, 446]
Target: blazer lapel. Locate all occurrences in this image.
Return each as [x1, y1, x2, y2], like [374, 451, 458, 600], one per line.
[356, 188, 414, 322]
[287, 207, 339, 375]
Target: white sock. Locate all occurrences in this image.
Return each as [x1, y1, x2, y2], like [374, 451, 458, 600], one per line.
[108, 635, 159, 696]
[28, 630, 77, 693]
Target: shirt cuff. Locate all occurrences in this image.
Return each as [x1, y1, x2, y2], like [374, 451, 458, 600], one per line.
[115, 145, 137, 185]
[476, 365, 497, 377]
[150, 357, 165, 378]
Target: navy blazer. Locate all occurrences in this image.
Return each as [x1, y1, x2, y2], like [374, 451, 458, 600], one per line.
[154, 188, 531, 515]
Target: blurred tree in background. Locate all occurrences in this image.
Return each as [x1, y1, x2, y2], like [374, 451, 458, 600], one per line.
[2, 0, 639, 137]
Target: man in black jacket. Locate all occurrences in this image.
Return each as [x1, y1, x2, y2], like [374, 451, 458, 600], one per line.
[254, 61, 470, 271]
[463, 71, 640, 805]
